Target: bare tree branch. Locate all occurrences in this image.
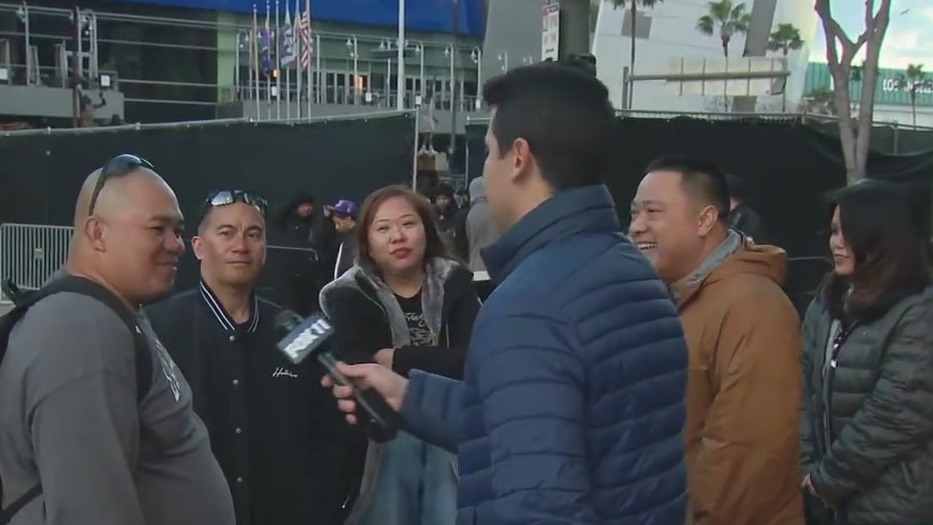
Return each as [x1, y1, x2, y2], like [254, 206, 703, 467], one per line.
[854, 0, 892, 177]
[814, 0, 856, 54]
[814, 0, 893, 182]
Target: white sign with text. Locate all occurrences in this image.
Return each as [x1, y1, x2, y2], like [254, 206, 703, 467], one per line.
[541, 2, 560, 62]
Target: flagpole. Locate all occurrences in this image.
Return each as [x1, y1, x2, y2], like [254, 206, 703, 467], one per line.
[305, 0, 312, 117]
[234, 30, 241, 99]
[252, 5, 260, 120]
[314, 32, 321, 105]
[294, 0, 301, 119]
[285, 9, 291, 119]
[23, 1, 32, 85]
[396, 0, 405, 111]
[275, 0, 281, 120]
[265, 0, 272, 121]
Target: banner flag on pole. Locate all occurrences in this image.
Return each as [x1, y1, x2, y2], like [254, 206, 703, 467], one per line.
[283, 2, 292, 118]
[294, 0, 302, 118]
[281, 4, 295, 66]
[302, 0, 312, 115]
[298, 3, 312, 69]
[261, 0, 272, 76]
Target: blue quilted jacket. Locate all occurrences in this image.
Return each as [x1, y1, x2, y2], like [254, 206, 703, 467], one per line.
[401, 184, 689, 525]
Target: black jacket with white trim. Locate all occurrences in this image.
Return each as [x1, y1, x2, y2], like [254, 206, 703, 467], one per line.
[146, 284, 349, 525]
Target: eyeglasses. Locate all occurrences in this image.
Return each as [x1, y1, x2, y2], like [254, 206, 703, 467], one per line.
[202, 190, 269, 218]
[87, 154, 155, 215]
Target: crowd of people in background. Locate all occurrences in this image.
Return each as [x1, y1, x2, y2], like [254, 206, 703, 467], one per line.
[274, 175, 499, 318]
[0, 59, 932, 525]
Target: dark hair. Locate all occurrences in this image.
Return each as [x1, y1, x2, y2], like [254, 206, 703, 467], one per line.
[724, 173, 748, 202]
[560, 53, 597, 77]
[823, 180, 930, 321]
[432, 183, 455, 201]
[356, 185, 453, 270]
[646, 155, 731, 222]
[482, 62, 615, 190]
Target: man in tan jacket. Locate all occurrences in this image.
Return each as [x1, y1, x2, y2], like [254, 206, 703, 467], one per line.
[629, 156, 803, 525]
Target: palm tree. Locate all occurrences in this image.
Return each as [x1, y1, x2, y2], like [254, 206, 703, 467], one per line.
[610, 0, 664, 109]
[768, 23, 803, 56]
[696, 0, 752, 59]
[894, 63, 931, 127]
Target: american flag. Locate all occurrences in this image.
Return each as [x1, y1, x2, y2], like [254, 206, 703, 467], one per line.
[298, 9, 313, 68]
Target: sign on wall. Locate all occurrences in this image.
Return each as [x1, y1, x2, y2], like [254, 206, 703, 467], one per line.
[541, 2, 560, 61]
[804, 62, 933, 108]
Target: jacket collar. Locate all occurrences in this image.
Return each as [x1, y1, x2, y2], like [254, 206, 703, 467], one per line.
[482, 184, 620, 284]
[199, 279, 260, 333]
[319, 257, 460, 323]
[670, 229, 743, 308]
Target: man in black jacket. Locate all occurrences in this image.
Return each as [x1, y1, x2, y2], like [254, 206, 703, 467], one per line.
[273, 193, 334, 315]
[147, 190, 348, 525]
[725, 173, 768, 243]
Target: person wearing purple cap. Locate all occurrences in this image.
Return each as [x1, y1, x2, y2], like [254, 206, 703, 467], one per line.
[325, 199, 360, 280]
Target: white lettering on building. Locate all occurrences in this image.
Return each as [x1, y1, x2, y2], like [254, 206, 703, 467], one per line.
[881, 77, 933, 94]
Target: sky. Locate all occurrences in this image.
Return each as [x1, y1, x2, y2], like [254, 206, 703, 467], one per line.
[808, 0, 933, 70]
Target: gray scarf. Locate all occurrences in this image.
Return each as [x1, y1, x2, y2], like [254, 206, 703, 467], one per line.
[354, 257, 456, 348]
[670, 229, 743, 307]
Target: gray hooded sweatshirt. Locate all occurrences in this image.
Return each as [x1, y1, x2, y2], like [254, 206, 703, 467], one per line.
[465, 178, 499, 272]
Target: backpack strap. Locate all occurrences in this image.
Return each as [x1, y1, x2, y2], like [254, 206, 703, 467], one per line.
[0, 276, 153, 525]
[22, 276, 154, 403]
[0, 484, 41, 525]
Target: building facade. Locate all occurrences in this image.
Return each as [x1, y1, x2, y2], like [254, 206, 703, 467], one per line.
[591, 0, 819, 112]
[804, 62, 933, 128]
[0, 0, 486, 130]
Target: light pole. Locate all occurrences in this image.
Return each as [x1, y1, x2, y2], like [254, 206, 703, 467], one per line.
[235, 30, 244, 98]
[15, 2, 32, 86]
[497, 52, 509, 72]
[396, 0, 406, 110]
[449, 0, 460, 154]
[380, 39, 393, 103]
[346, 36, 359, 104]
[444, 45, 456, 108]
[445, 44, 458, 153]
[470, 47, 482, 110]
[415, 43, 425, 105]
[70, 7, 89, 127]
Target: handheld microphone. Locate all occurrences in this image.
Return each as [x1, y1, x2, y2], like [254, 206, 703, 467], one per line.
[274, 310, 400, 442]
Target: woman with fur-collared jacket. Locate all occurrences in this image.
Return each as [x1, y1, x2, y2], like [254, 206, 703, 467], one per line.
[800, 181, 933, 525]
[319, 185, 481, 525]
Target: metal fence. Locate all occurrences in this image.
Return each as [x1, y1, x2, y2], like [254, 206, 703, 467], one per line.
[0, 223, 73, 303]
[0, 223, 323, 306]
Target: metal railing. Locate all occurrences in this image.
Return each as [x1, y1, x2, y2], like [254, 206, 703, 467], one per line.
[0, 107, 415, 137]
[0, 223, 73, 303]
[0, 2, 483, 116]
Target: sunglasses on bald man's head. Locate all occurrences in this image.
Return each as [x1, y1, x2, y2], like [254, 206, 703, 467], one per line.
[87, 154, 155, 215]
[201, 190, 269, 218]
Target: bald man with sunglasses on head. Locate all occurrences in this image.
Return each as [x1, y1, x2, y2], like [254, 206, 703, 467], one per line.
[0, 155, 235, 525]
[146, 191, 348, 525]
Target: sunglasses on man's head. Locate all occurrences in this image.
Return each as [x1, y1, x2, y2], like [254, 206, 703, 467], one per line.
[202, 190, 269, 218]
[87, 154, 155, 215]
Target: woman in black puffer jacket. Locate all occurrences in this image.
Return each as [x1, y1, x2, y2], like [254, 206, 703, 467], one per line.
[800, 180, 933, 525]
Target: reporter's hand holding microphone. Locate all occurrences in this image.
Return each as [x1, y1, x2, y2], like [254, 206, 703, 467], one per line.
[320, 362, 407, 425]
[274, 310, 406, 440]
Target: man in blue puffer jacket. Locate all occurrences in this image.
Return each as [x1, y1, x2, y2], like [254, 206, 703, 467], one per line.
[324, 62, 689, 525]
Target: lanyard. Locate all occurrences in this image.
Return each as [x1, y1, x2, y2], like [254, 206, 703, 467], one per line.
[829, 324, 852, 370]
